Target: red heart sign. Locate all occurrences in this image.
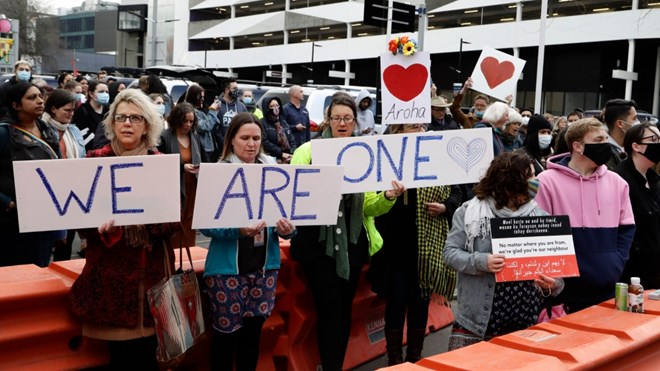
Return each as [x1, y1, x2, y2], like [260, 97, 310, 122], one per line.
[480, 57, 515, 89]
[383, 64, 428, 102]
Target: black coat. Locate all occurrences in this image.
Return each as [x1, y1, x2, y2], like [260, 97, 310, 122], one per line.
[613, 158, 660, 288]
[260, 97, 297, 159]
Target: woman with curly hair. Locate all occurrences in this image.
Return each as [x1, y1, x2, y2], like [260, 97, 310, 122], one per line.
[443, 151, 564, 350]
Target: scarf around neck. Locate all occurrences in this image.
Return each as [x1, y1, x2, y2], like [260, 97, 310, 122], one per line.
[318, 126, 364, 280]
[111, 139, 149, 157]
[463, 196, 539, 253]
[44, 112, 81, 159]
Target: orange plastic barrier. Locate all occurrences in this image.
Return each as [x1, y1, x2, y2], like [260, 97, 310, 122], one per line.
[0, 244, 454, 370]
[0, 247, 208, 370]
[391, 291, 660, 371]
[271, 241, 455, 371]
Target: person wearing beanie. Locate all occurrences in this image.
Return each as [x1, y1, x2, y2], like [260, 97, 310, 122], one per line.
[428, 96, 459, 131]
[501, 109, 524, 152]
[521, 114, 553, 175]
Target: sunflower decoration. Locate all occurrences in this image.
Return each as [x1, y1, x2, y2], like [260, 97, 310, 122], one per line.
[388, 35, 417, 56]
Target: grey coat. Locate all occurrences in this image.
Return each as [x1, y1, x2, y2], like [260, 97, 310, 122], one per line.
[443, 202, 563, 337]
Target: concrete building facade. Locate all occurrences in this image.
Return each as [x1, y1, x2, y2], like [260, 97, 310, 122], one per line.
[172, 0, 660, 115]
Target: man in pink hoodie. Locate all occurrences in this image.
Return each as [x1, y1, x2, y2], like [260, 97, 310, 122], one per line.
[535, 118, 635, 313]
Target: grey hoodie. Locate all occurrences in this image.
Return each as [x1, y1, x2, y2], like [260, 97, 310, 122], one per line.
[354, 89, 375, 135]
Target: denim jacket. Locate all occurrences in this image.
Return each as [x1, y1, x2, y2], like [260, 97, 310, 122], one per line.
[443, 203, 563, 337]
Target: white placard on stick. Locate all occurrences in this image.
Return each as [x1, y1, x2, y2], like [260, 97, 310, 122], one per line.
[470, 47, 526, 102]
[13, 154, 181, 233]
[380, 51, 431, 125]
[192, 163, 343, 229]
[311, 129, 494, 194]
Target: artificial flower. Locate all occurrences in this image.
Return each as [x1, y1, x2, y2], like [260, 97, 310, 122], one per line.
[402, 41, 416, 56]
[387, 35, 417, 56]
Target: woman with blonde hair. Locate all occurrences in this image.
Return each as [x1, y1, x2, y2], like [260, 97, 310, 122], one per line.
[69, 89, 177, 370]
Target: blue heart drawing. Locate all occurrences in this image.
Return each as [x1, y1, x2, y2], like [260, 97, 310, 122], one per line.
[447, 137, 487, 174]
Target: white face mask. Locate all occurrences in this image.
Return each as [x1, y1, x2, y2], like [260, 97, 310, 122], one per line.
[538, 134, 552, 149]
[521, 117, 530, 126]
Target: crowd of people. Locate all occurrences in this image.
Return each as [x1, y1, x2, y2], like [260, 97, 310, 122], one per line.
[0, 58, 656, 370]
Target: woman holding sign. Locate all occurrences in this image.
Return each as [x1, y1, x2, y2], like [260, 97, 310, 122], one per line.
[0, 82, 63, 267]
[201, 112, 296, 371]
[369, 122, 462, 365]
[290, 92, 405, 371]
[69, 89, 177, 370]
[443, 151, 563, 350]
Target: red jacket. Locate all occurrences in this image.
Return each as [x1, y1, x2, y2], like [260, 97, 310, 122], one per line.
[69, 145, 179, 328]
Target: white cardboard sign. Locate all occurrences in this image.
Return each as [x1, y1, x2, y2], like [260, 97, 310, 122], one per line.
[380, 51, 431, 126]
[13, 154, 181, 232]
[192, 163, 343, 228]
[311, 129, 494, 194]
[470, 47, 526, 102]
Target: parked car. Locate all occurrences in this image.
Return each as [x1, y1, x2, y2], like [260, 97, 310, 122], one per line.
[146, 65, 223, 106]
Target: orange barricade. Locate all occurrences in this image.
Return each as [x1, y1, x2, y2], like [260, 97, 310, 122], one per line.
[0, 247, 208, 370]
[389, 291, 660, 371]
[0, 243, 455, 370]
[271, 240, 455, 371]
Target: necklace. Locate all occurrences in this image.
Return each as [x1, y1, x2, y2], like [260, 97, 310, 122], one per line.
[177, 134, 190, 148]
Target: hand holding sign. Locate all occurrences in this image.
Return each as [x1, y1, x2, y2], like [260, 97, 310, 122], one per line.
[470, 47, 526, 102]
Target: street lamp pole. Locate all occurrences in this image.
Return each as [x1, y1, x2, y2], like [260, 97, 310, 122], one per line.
[309, 42, 322, 84]
[151, 0, 158, 66]
[458, 38, 471, 82]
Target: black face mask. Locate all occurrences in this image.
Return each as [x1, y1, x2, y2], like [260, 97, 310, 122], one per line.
[229, 89, 239, 99]
[582, 143, 611, 166]
[640, 143, 660, 164]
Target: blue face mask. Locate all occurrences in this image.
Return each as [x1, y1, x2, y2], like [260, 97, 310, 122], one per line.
[475, 110, 484, 119]
[75, 93, 85, 102]
[96, 92, 110, 105]
[16, 70, 31, 81]
[242, 97, 253, 105]
[155, 104, 166, 116]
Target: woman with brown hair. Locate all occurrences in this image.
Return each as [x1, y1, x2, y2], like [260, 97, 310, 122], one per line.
[290, 92, 405, 370]
[201, 112, 295, 371]
[0, 82, 62, 267]
[443, 151, 563, 350]
[158, 102, 207, 247]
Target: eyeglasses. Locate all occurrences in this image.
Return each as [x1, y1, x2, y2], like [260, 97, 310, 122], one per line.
[114, 114, 145, 124]
[330, 116, 355, 124]
[639, 135, 660, 144]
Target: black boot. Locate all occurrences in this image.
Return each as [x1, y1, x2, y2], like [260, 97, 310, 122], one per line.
[404, 328, 426, 363]
[385, 328, 404, 366]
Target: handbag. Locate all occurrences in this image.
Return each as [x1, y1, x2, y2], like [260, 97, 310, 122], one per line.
[536, 293, 567, 324]
[147, 241, 206, 368]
